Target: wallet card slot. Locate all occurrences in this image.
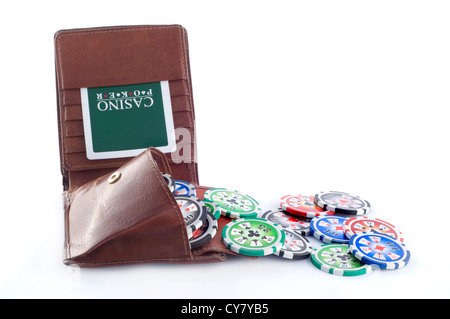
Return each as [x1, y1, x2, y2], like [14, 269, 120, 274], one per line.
[62, 95, 192, 122]
[63, 123, 197, 171]
[64, 121, 84, 137]
[65, 136, 86, 153]
[174, 111, 194, 128]
[169, 79, 191, 97]
[63, 110, 194, 138]
[63, 145, 197, 181]
[61, 80, 190, 106]
[64, 152, 131, 171]
[64, 136, 196, 156]
[64, 140, 198, 184]
[63, 105, 82, 121]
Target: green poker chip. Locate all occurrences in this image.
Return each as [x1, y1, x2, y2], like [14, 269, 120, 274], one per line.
[310, 243, 373, 276]
[202, 199, 221, 220]
[222, 218, 285, 257]
[203, 188, 261, 219]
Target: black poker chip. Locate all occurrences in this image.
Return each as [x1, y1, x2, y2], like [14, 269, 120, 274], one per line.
[314, 191, 370, 215]
[174, 195, 207, 239]
[274, 229, 313, 260]
[189, 212, 218, 250]
[261, 208, 311, 236]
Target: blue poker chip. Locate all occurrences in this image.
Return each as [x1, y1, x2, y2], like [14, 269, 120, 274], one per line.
[349, 233, 411, 270]
[310, 215, 350, 244]
[172, 180, 197, 197]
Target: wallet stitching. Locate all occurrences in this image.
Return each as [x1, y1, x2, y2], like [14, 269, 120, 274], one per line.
[180, 28, 197, 185]
[56, 25, 180, 38]
[192, 246, 228, 255]
[145, 149, 192, 259]
[150, 149, 172, 175]
[65, 254, 222, 267]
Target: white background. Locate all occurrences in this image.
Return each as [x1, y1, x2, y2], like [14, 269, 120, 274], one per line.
[1, 0, 449, 299]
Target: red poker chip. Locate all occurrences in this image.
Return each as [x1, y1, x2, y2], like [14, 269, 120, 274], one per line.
[280, 194, 333, 218]
[344, 216, 405, 242]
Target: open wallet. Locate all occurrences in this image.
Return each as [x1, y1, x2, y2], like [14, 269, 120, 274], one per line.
[55, 25, 241, 267]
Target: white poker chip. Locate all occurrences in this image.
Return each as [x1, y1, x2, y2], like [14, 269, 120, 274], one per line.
[174, 195, 206, 239]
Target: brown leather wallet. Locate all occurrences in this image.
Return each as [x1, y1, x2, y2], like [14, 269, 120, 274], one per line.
[55, 25, 236, 267]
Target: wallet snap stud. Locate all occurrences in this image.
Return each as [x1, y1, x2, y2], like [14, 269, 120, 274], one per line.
[108, 172, 121, 184]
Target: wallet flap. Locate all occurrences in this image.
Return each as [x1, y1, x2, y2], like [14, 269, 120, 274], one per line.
[64, 147, 227, 267]
[65, 148, 193, 265]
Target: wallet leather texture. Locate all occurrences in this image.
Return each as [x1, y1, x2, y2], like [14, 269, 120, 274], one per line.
[55, 25, 237, 267]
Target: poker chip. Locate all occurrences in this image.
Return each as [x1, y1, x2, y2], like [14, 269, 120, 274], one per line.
[222, 218, 285, 257]
[310, 215, 350, 244]
[344, 217, 404, 242]
[202, 199, 221, 220]
[174, 195, 207, 239]
[189, 212, 218, 250]
[311, 244, 374, 276]
[162, 173, 175, 192]
[314, 191, 370, 215]
[280, 194, 331, 218]
[173, 180, 197, 197]
[261, 208, 311, 236]
[274, 229, 312, 260]
[349, 233, 410, 270]
[204, 188, 261, 219]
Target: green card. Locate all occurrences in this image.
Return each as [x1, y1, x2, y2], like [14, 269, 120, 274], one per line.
[80, 81, 175, 160]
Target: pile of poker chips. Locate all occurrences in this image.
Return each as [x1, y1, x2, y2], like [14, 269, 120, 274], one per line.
[165, 175, 220, 250]
[275, 191, 410, 276]
[167, 176, 285, 256]
[163, 174, 411, 276]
